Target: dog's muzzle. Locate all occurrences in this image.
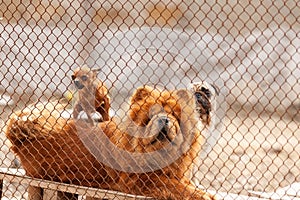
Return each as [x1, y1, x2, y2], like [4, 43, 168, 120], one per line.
[195, 91, 211, 115]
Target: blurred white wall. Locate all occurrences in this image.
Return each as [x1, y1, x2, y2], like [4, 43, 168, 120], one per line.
[0, 0, 299, 113]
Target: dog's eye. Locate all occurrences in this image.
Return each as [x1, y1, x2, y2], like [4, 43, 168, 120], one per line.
[71, 75, 75, 80]
[195, 92, 202, 100]
[81, 75, 88, 81]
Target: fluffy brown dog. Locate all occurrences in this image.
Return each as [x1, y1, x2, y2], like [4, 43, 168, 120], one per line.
[71, 66, 110, 124]
[6, 86, 215, 200]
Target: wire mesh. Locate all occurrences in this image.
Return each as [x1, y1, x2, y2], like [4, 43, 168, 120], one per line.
[0, 0, 300, 199]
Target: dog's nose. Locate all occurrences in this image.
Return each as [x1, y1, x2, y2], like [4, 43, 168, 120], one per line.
[156, 116, 170, 141]
[158, 116, 169, 126]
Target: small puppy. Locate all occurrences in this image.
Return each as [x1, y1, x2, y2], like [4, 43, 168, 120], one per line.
[188, 81, 219, 127]
[71, 66, 110, 125]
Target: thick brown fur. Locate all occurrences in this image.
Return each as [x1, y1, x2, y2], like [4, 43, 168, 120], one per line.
[71, 66, 110, 123]
[6, 86, 215, 200]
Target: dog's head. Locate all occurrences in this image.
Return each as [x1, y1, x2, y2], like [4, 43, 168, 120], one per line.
[128, 86, 199, 151]
[71, 66, 100, 90]
[188, 81, 219, 126]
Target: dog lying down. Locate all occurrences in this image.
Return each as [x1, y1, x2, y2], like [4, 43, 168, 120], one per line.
[6, 86, 216, 200]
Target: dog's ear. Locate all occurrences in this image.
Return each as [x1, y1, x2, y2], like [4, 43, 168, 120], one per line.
[92, 67, 101, 74]
[210, 84, 220, 96]
[90, 67, 101, 79]
[199, 86, 212, 99]
[189, 81, 220, 99]
[130, 85, 158, 103]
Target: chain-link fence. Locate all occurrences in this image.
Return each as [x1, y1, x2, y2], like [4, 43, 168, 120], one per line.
[0, 0, 300, 199]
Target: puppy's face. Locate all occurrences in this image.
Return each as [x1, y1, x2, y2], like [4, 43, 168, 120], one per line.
[142, 103, 180, 151]
[128, 86, 194, 151]
[189, 81, 219, 126]
[71, 67, 97, 90]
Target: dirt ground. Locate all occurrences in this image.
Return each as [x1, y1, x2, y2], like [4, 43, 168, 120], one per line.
[0, 96, 299, 199]
[198, 100, 300, 195]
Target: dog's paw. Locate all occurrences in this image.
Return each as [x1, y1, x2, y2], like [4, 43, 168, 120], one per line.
[76, 111, 103, 124]
[91, 112, 103, 122]
[77, 111, 89, 120]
